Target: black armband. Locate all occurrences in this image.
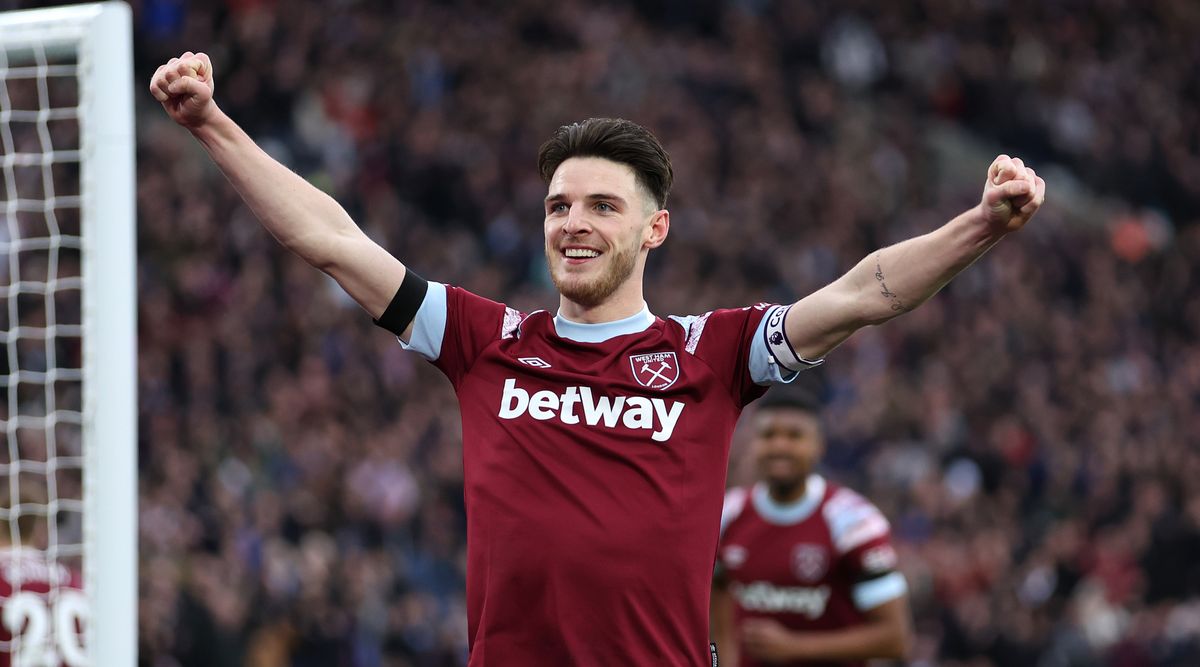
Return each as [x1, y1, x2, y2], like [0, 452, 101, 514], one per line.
[372, 269, 429, 336]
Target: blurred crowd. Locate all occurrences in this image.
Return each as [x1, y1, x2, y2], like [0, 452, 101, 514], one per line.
[20, 0, 1200, 664]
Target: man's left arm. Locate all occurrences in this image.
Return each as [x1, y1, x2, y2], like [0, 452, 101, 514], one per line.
[782, 155, 1045, 362]
[711, 576, 741, 667]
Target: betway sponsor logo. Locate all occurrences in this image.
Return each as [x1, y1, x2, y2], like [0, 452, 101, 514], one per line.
[732, 581, 831, 618]
[498, 378, 685, 443]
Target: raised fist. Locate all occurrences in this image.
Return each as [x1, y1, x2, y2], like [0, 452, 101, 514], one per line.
[980, 154, 1046, 234]
[149, 51, 216, 130]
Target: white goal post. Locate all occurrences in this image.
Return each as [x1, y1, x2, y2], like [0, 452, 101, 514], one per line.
[0, 3, 136, 666]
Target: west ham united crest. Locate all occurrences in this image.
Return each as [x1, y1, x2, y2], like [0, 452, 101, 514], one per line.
[722, 544, 748, 569]
[791, 543, 829, 582]
[629, 351, 679, 390]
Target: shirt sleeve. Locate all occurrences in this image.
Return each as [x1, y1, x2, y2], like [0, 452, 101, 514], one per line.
[749, 303, 825, 383]
[397, 282, 513, 388]
[398, 281, 448, 360]
[852, 570, 907, 611]
[719, 487, 749, 539]
[824, 488, 908, 611]
[714, 487, 750, 579]
[673, 303, 821, 407]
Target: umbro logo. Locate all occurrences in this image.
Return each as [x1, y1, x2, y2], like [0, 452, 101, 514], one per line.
[518, 356, 551, 368]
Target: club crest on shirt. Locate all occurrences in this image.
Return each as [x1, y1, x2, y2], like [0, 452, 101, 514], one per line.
[722, 544, 748, 570]
[629, 352, 679, 390]
[791, 543, 829, 582]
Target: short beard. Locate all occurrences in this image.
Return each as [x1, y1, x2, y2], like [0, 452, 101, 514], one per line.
[547, 241, 639, 308]
[765, 475, 808, 503]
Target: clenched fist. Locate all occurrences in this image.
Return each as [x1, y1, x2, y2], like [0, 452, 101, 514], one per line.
[148, 51, 216, 130]
[980, 154, 1046, 234]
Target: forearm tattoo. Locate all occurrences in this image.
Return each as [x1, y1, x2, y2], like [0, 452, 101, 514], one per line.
[874, 254, 906, 311]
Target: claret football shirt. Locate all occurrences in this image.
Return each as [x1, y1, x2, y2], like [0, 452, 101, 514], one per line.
[401, 283, 815, 666]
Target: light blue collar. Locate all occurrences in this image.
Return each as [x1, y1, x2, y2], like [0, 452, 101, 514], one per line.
[752, 475, 826, 525]
[553, 304, 655, 343]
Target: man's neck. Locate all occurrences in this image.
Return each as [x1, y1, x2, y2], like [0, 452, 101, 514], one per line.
[767, 478, 809, 505]
[558, 300, 645, 323]
[558, 283, 647, 323]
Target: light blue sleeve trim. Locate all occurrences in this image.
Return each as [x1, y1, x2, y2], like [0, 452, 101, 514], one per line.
[852, 571, 908, 611]
[749, 306, 801, 385]
[398, 281, 447, 361]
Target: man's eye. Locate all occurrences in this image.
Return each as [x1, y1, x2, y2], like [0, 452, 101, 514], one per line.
[596, 202, 613, 212]
[550, 203, 567, 214]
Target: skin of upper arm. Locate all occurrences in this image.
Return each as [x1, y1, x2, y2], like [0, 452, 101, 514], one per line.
[861, 594, 914, 657]
[782, 274, 866, 361]
[320, 229, 408, 333]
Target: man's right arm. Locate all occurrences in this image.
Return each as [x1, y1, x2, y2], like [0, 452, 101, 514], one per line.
[150, 52, 412, 338]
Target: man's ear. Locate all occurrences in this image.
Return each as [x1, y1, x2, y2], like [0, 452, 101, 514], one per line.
[644, 209, 669, 249]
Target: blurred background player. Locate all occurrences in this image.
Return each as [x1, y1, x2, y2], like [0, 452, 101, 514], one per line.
[713, 386, 912, 667]
[0, 485, 87, 667]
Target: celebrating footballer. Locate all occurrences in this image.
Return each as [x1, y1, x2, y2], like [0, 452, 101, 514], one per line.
[150, 50, 1044, 666]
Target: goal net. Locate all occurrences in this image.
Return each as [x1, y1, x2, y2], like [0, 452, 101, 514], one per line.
[0, 3, 135, 666]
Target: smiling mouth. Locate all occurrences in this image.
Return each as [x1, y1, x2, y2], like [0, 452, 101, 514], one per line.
[563, 248, 601, 259]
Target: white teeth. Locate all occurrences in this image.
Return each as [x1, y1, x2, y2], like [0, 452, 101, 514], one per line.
[564, 248, 600, 258]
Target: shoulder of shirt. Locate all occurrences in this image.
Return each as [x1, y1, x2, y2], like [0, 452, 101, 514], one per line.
[500, 306, 546, 340]
[821, 483, 892, 555]
[723, 486, 750, 516]
[720, 486, 751, 536]
[435, 283, 531, 341]
[667, 303, 772, 355]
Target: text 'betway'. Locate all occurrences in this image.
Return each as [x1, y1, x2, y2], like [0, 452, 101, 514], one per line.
[498, 378, 685, 442]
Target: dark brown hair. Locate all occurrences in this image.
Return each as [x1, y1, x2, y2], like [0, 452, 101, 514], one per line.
[537, 118, 674, 209]
[756, 381, 825, 415]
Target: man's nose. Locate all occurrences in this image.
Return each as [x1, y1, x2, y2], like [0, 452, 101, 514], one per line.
[563, 204, 591, 234]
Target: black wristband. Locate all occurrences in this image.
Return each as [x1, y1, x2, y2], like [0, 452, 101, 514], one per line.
[373, 269, 429, 337]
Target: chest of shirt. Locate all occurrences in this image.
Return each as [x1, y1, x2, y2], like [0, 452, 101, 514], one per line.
[455, 328, 737, 445]
[721, 515, 842, 587]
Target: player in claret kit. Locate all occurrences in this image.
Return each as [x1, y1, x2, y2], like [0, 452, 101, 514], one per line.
[712, 387, 912, 667]
[150, 51, 1044, 666]
[0, 488, 87, 667]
